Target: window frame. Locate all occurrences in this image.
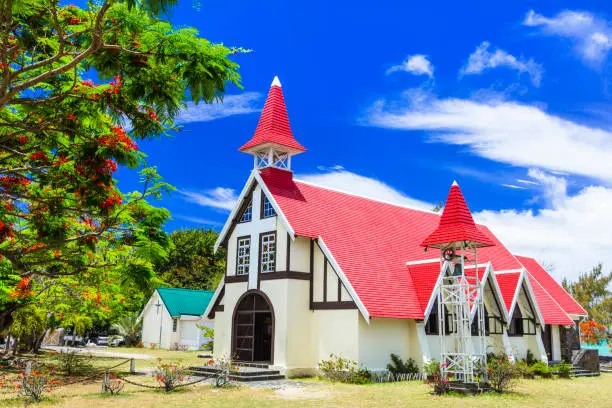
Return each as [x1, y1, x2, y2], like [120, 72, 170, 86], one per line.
[260, 192, 277, 219]
[235, 236, 251, 276]
[258, 231, 277, 274]
[507, 305, 524, 337]
[239, 200, 253, 223]
[172, 318, 178, 333]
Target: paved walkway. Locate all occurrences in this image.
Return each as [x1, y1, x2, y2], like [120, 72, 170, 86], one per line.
[42, 345, 153, 360]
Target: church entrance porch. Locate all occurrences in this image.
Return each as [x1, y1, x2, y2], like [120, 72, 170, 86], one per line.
[232, 291, 274, 364]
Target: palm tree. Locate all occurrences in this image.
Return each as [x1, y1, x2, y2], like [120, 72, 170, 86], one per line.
[111, 312, 142, 346]
[65, 314, 93, 347]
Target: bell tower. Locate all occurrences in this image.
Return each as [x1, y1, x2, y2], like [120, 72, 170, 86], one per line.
[421, 181, 495, 386]
[239, 76, 306, 170]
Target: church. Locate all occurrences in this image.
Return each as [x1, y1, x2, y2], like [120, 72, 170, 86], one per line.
[204, 76, 588, 377]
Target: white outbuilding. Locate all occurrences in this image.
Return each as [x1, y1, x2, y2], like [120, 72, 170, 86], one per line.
[141, 287, 215, 350]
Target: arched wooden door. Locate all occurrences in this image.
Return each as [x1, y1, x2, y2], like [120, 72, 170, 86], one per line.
[232, 291, 274, 363]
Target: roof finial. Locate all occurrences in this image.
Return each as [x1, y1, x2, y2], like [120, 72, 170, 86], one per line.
[452, 180, 459, 187]
[271, 76, 282, 88]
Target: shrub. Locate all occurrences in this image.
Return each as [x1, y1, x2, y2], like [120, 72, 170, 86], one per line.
[210, 355, 237, 388]
[429, 374, 450, 395]
[525, 349, 537, 366]
[488, 356, 519, 393]
[53, 350, 92, 376]
[423, 358, 441, 379]
[318, 354, 371, 384]
[529, 361, 548, 376]
[2, 368, 60, 403]
[104, 374, 124, 395]
[135, 341, 144, 348]
[554, 360, 572, 378]
[153, 358, 187, 392]
[386, 354, 419, 376]
[515, 360, 533, 379]
[540, 365, 554, 378]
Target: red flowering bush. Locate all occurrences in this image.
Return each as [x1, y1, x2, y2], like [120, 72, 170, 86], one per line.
[154, 358, 186, 392]
[580, 320, 608, 345]
[488, 356, 519, 393]
[0, 368, 59, 402]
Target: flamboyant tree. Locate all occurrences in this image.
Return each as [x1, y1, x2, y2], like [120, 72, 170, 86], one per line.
[0, 0, 244, 331]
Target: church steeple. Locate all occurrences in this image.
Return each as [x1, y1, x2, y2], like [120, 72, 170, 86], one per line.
[240, 76, 306, 170]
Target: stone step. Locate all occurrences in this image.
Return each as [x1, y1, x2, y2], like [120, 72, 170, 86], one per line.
[228, 374, 285, 382]
[572, 372, 600, 377]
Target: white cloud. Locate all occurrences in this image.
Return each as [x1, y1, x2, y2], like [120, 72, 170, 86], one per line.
[299, 168, 611, 282]
[367, 89, 612, 182]
[387, 55, 434, 78]
[178, 187, 237, 211]
[296, 169, 434, 211]
[475, 176, 612, 283]
[174, 215, 223, 227]
[176, 92, 262, 124]
[460, 42, 543, 87]
[502, 184, 528, 190]
[523, 9, 612, 66]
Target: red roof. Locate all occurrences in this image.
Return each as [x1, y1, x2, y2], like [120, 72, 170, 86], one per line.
[421, 182, 495, 248]
[516, 255, 587, 317]
[239, 77, 306, 153]
[259, 168, 523, 319]
[495, 272, 522, 312]
[524, 272, 574, 325]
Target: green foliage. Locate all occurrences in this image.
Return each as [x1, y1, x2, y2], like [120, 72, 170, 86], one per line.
[10, 305, 46, 345]
[529, 361, 549, 376]
[386, 354, 419, 376]
[156, 228, 226, 290]
[318, 354, 371, 384]
[196, 323, 214, 350]
[563, 263, 612, 326]
[525, 349, 537, 366]
[52, 350, 93, 377]
[423, 358, 441, 377]
[0, 0, 242, 331]
[487, 356, 519, 393]
[110, 312, 142, 346]
[553, 360, 572, 378]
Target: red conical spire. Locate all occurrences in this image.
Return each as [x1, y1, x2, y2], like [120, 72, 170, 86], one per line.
[239, 76, 306, 154]
[421, 181, 494, 248]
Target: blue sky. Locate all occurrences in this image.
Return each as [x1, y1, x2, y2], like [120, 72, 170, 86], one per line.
[113, 1, 612, 281]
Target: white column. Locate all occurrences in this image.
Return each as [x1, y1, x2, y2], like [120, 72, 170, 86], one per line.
[535, 326, 548, 363]
[551, 325, 562, 361]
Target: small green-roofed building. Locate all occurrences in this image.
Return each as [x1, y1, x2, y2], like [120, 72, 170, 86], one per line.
[141, 287, 216, 350]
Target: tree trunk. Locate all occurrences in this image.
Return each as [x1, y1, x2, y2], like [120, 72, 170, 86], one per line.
[33, 329, 48, 353]
[3, 330, 10, 355]
[12, 337, 18, 356]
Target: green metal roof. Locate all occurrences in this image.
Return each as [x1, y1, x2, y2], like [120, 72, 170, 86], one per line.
[156, 287, 215, 318]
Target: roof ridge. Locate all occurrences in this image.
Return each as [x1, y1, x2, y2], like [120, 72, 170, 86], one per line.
[294, 177, 443, 216]
[157, 287, 214, 293]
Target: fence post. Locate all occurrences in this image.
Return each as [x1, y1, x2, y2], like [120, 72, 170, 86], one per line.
[102, 371, 109, 393]
[130, 358, 135, 374]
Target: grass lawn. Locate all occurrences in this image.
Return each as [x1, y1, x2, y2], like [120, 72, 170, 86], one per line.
[0, 355, 610, 408]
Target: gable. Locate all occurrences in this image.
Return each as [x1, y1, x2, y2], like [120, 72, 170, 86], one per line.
[516, 255, 587, 317]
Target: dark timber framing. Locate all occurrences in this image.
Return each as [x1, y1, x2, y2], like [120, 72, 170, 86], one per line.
[309, 239, 314, 309]
[337, 277, 342, 301]
[311, 301, 357, 310]
[260, 271, 310, 280]
[323, 260, 328, 302]
[220, 183, 257, 249]
[207, 287, 225, 319]
[286, 232, 291, 272]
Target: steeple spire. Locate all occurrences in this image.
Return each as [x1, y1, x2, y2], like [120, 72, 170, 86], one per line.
[421, 182, 494, 249]
[240, 76, 306, 170]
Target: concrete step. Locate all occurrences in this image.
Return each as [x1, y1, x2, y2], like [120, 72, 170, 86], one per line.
[572, 372, 600, 377]
[188, 365, 285, 382]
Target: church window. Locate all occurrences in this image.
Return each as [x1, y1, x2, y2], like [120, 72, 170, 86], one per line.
[261, 194, 276, 218]
[260, 232, 276, 273]
[239, 201, 252, 223]
[236, 237, 251, 276]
